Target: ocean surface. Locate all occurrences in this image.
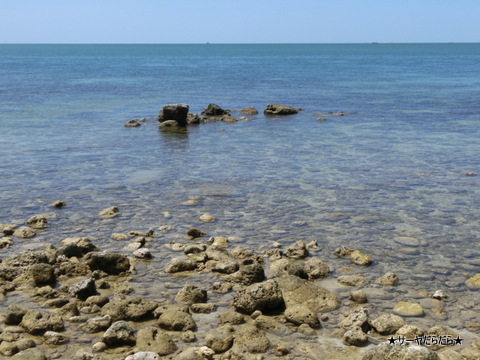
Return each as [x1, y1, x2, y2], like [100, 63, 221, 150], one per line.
[1, 43, 480, 346]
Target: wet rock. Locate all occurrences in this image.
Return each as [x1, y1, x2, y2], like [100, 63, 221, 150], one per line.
[80, 315, 112, 333]
[211, 257, 239, 274]
[69, 278, 97, 300]
[220, 311, 246, 325]
[340, 308, 370, 333]
[157, 310, 196, 331]
[85, 295, 109, 308]
[190, 303, 215, 314]
[4, 305, 28, 325]
[337, 274, 368, 287]
[59, 237, 99, 257]
[84, 252, 130, 275]
[269, 258, 304, 278]
[158, 104, 189, 126]
[133, 248, 152, 259]
[199, 213, 216, 222]
[370, 314, 405, 335]
[375, 272, 399, 286]
[343, 326, 368, 346]
[234, 324, 270, 353]
[303, 257, 330, 279]
[0, 236, 13, 248]
[125, 352, 161, 360]
[432, 289, 447, 300]
[184, 244, 207, 254]
[362, 343, 439, 360]
[136, 327, 177, 355]
[102, 320, 136, 347]
[284, 240, 309, 259]
[202, 103, 228, 116]
[187, 227, 206, 239]
[205, 328, 234, 353]
[50, 200, 67, 208]
[180, 330, 196, 343]
[466, 273, 480, 289]
[426, 325, 458, 350]
[92, 342, 107, 352]
[29, 263, 55, 286]
[101, 296, 158, 321]
[98, 206, 119, 218]
[0, 342, 19, 357]
[13, 227, 36, 238]
[276, 275, 340, 313]
[223, 261, 265, 285]
[20, 310, 64, 335]
[264, 104, 299, 115]
[393, 301, 424, 317]
[284, 304, 321, 328]
[27, 215, 48, 229]
[334, 246, 372, 266]
[396, 324, 424, 338]
[44, 331, 69, 345]
[349, 290, 368, 304]
[124, 119, 141, 127]
[164, 257, 197, 273]
[232, 279, 285, 315]
[175, 284, 207, 305]
[238, 107, 258, 115]
[11, 348, 47, 360]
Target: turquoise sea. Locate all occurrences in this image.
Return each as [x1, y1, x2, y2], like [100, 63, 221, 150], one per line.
[1, 43, 480, 353]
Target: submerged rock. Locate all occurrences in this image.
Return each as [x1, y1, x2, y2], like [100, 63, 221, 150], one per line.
[98, 206, 119, 218]
[124, 119, 141, 127]
[27, 215, 48, 230]
[238, 107, 258, 115]
[393, 301, 424, 317]
[13, 227, 36, 238]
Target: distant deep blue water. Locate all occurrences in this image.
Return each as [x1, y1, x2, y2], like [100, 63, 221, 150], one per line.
[1, 44, 480, 334]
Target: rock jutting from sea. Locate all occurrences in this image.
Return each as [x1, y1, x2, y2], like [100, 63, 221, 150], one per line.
[1, 205, 478, 359]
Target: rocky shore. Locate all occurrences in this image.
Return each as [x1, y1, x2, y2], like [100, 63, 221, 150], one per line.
[1, 202, 480, 360]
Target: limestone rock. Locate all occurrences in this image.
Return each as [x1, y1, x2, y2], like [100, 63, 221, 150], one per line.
[84, 252, 130, 275]
[375, 272, 399, 286]
[99, 206, 119, 218]
[303, 257, 330, 279]
[164, 258, 197, 273]
[466, 274, 480, 289]
[102, 320, 136, 347]
[284, 304, 320, 328]
[158, 104, 189, 126]
[340, 308, 370, 332]
[136, 327, 177, 355]
[20, 310, 64, 335]
[201, 103, 228, 116]
[362, 343, 439, 360]
[80, 315, 112, 333]
[13, 227, 36, 238]
[276, 275, 340, 313]
[284, 240, 309, 259]
[187, 227, 206, 239]
[157, 310, 196, 331]
[29, 263, 55, 286]
[199, 213, 216, 222]
[44, 331, 68, 345]
[205, 328, 234, 353]
[124, 119, 141, 127]
[27, 215, 48, 229]
[175, 284, 207, 305]
[50, 200, 67, 208]
[68, 277, 97, 300]
[264, 104, 299, 115]
[349, 290, 368, 304]
[125, 352, 161, 360]
[393, 301, 424, 317]
[337, 274, 368, 287]
[370, 314, 405, 335]
[232, 279, 285, 315]
[343, 326, 368, 346]
[60, 237, 98, 257]
[233, 324, 270, 353]
[4, 305, 27, 325]
[101, 296, 158, 321]
[238, 107, 258, 115]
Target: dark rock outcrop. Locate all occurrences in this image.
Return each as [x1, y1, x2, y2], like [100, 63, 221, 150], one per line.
[157, 104, 189, 127]
[264, 104, 300, 115]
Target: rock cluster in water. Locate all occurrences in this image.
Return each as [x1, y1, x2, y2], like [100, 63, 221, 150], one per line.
[1, 205, 479, 360]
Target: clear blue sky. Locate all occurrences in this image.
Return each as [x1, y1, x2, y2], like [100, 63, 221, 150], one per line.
[1, 0, 479, 43]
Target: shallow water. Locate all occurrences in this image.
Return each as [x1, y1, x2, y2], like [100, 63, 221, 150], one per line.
[1, 43, 480, 356]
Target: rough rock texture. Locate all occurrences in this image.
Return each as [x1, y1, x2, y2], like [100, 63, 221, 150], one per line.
[84, 252, 130, 275]
[20, 310, 64, 335]
[334, 247, 372, 266]
[101, 296, 158, 321]
[284, 304, 320, 328]
[59, 237, 98, 257]
[205, 328, 234, 353]
[29, 263, 55, 286]
[232, 279, 285, 315]
[349, 290, 368, 304]
[338, 274, 368, 287]
[80, 315, 112, 333]
[157, 310, 196, 331]
[201, 103, 228, 116]
[376, 272, 399, 286]
[175, 284, 207, 305]
[343, 326, 368, 346]
[466, 273, 480, 289]
[136, 327, 177, 355]
[362, 343, 440, 360]
[102, 320, 136, 347]
[27, 215, 48, 229]
[125, 353, 160, 360]
[393, 301, 424, 317]
[264, 104, 299, 115]
[98, 206, 119, 218]
[233, 324, 270, 354]
[370, 314, 405, 335]
[276, 275, 340, 313]
[4, 305, 28, 325]
[158, 104, 189, 126]
[238, 107, 258, 115]
[303, 257, 330, 279]
[68, 278, 97, 300]
[164, 258, 197, 273]
[13, 227, 36, 238]
[284, 240, 309, 259]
